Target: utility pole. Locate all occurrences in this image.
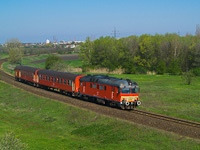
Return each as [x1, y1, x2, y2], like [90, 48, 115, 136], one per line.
[112, 27, 119, 39]
[53, 36, 57, 43]
[196, 24, 200, 37]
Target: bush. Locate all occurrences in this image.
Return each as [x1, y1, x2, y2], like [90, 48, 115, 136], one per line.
[45, 54, 63, 69]
[0, 132, 28, 150]
[135, 66, 147, 74]
[192, 68, 200, 76]
[157, 61, 166, 74]
[182, 71, 194, 85]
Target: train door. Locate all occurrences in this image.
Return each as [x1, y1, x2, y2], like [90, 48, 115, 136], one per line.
[83, 82, 86, 93]
[72, 81, 75, 92]
[111, 86, 115, 100]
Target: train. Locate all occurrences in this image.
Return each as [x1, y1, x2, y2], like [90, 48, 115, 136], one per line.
[14, 65, 141, 109]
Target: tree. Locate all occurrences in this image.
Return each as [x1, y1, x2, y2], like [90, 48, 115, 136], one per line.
[45, 54, 63, 70]
[168, 59, 181, 75]
[157, 61, 166, 74]
[79, 37, 94, 71]
[6, 38, 24, 64]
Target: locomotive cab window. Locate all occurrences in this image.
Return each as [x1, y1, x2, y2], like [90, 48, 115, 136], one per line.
[131, 88, 138, 93]
[121, 88, 130, 93]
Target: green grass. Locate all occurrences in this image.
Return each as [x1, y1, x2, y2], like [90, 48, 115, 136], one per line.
[0, 53, 8, 59]
[110, 74, 200, 122]
[2, 54, 200, 122]
[0, 81, 199, 149]
[64, 59, 82, 68]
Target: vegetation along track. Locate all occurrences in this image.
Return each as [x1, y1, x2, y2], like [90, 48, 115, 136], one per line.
[0, 58, 200, 140]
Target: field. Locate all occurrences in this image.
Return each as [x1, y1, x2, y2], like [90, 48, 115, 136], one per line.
[110, 74, 200, 122]
[0, 81, 200, 149]
[2, 54, 200, 123]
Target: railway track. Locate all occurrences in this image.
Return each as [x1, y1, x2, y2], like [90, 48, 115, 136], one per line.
[133, 109, 200, 129]
[0, 58, 200, 139]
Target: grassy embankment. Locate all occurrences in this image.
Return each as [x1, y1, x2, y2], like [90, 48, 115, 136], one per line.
[3, 54, 82, 75]
[2, 54, 200, 123]
[0, 81, 200, 149]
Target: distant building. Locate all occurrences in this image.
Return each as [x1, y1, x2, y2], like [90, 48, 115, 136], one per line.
[46, 39, 50, 44]
[60, 40, 66, 44]
[70, 44, 76, 48]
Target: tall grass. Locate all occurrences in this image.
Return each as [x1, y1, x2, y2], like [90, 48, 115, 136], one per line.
[0, 132, 28, 150]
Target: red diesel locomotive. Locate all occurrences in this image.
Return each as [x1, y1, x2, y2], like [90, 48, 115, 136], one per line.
[15, 65, 141, 109]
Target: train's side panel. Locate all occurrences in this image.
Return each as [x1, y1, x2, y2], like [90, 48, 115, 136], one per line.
[37, 70, 84, 94]
[79, 81, 121, 102]
[15, 66, 39, 83]
[38, 74, 73, 92]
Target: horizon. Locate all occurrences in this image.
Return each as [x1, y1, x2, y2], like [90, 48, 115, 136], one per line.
[1, 0, 200, 44]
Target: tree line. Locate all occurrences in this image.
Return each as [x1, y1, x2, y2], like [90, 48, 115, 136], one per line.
[80, 33, 200, 75]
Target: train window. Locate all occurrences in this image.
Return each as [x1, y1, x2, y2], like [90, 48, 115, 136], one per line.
[104, 86, 106, 91]
[54, 78, 56, 83]
[51, 77, 53, 82]
[118, 88, 120, 93]
[121, 88, 130, 93]
[43, 75, 45, 80]
[80, 81, 82, 86]
[61, 78, 63, 84]
[67, 80, 69, 85]
[100, 85, 103, 90]
[90, 83, 92, 88]
[64, 79, 66, 85]
[49, 76, 50, 81]
[69, 80, 72, 86]
[131, 88, 138, 93]
[46, 76, 48, 81]
[97, 85, 99, 89]
[93, 84, 96, 89]
[57, 78, 59, 83]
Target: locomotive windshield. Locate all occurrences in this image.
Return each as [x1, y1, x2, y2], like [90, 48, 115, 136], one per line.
[121, 88, 130, 93]
[131, 88, 139, 93]
[121, 88, 139, 93]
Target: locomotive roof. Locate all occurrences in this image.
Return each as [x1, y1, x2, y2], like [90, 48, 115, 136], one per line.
[15, 65, 39, 73]
[80, 75, 138, 88]
[37, 69, 80, 81]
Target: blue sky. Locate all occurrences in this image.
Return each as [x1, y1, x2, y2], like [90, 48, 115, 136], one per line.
[0, 0, 200, 43]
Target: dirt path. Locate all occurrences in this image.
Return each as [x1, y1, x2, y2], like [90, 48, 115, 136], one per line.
[30, 54, 79, 64]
